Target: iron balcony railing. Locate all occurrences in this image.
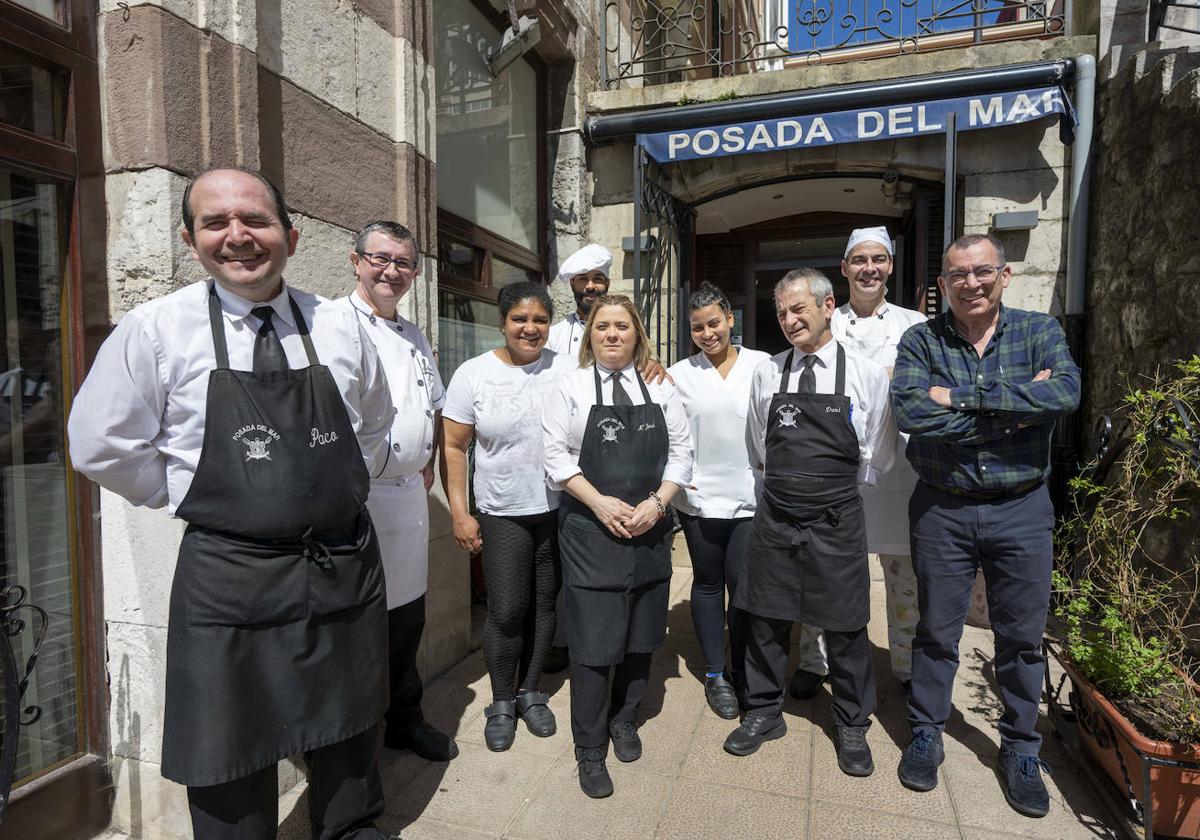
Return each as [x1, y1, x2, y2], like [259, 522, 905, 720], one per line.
[600, 0, 1066, 89]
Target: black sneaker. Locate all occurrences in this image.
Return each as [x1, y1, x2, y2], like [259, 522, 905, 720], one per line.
[723, 713, 787, 756]
[997, 750, 1051, 817]
[575, 746, 613, 798]
[835, 725, 874, 777]
[704, 674, 740, 720]
[608, 719, 642, 762]
[898, 730, 944, 791]
[788, 668, 826, 700]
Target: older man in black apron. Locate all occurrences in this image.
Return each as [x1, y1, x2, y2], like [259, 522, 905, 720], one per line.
[724, 268, 895, 779]
[68, 168, 397, 839]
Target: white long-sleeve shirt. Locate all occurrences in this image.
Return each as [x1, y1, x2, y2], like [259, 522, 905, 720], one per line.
[667, 347, 770, 519]
[542, 362, 693, 493]
[545, 312, 585, 360]
[67, 280, 394, 513]
[747, 338, 895, 487]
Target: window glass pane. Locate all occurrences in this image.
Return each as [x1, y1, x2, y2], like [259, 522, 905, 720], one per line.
[437, 289, 501, 383]
[0, 45, 68, 140]
[438, 238, 478, 284]
[435, 0, 539, 250]
[491, 257, 538, 288]
[8, 0, 59, 22]
[0, 169, 80, 782]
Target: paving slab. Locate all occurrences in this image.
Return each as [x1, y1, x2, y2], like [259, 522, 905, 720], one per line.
[808, 800, 962, 840]
[655, 778, 808, 840]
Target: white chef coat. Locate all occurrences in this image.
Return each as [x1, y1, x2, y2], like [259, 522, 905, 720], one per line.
[335, 290, 445, 607]
[545, 312, 585, 361]
[67, 280, 394, 513]
[443, 348, 575, 516]
[831, 301, 927, 554]
[831, 302, 926, 372]
[747, 339, 895, 488]
[542, 362, 693, 493]
[667, 347, 770, 519]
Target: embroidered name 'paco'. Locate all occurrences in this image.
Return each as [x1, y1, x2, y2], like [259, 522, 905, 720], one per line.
[310, 427, 340, 448]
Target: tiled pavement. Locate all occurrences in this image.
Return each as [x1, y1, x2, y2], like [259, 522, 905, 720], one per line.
[279, 548, 1122, 840]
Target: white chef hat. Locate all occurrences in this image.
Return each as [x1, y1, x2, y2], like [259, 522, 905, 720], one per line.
[843, 226, 894, 259]
[555, 244, 613, 284]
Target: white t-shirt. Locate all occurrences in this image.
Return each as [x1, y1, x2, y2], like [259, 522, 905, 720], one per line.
[443, 348, 576, 516]
[667, 347, 770, 519]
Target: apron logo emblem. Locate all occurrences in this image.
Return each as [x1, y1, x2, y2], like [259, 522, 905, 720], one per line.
[776, 405, 800, 428]
[233, 424, 281, 461]
[598, 418, 625, 443]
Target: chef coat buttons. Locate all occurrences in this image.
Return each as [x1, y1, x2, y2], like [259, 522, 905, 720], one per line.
[393, 443, 401, 452]
[425, 409, 432, 418]
[417, 379, 424, 387]
[426, 444, 432, 451]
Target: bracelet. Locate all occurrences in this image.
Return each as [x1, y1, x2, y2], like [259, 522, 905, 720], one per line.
[648, 491, 666, 519]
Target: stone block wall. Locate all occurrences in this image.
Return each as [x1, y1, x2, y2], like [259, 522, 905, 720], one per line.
[95, 0, 452, 836]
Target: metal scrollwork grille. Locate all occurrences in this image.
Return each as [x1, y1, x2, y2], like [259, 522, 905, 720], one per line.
[0, 584, 47, 821]
[600, 0, 1066, 88]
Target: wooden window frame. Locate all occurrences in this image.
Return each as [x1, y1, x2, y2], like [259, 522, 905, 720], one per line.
[0, 0, 110, 835]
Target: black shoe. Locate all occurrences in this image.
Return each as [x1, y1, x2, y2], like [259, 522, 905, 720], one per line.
[516, 690, 556, 737]
[898, 731, 945, 791]
[723, 713, 787, 756]
[543, 646, 569, 674]
[384, 719, 459, 761]
[704, 674, 739, 720]
[608, 719, 642, 762]
[835, 725, 874, 777]
[788, 668, 826, 700]
[997, 750, 1051, 818]
[483, 700, 517, 752]
[575, 746, 613, 798]
[901, 678, 912, 694]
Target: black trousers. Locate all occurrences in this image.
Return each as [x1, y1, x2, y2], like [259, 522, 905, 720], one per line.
[569, 652, 653, 750]
[677, 512, 750, 677]
[186, 727, 386, 840]
[385, 595, 426, 733]
[744, 614, 876, 727]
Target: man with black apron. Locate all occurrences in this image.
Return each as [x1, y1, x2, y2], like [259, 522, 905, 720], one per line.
[542, 299, 693, 798]
[68, 169, 397, 839]
[725, 268, 894, 779]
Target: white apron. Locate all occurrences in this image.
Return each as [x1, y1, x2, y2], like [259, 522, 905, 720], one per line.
[367, 474, 429, 608]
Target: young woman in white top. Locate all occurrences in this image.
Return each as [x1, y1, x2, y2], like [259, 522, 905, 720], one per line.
[542, 294, 693, 799]
[667, 282, 770, 720]
[442, 282, 575, 753]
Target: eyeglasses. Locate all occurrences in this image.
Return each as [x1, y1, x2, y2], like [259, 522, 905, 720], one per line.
[847, 254, 891, 267]
[945, 264, 1005, 287]
[359, 251, 418, 272]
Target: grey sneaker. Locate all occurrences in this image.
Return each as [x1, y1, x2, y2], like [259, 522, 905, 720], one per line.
[835, 725, 874, 777]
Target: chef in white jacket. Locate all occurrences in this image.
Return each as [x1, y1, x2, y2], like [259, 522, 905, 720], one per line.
[789, 226, 926, 701]
[336, 220, 458, 762]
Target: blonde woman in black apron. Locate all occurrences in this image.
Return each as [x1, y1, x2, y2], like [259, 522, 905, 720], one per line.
[724, 268, 895, 781]
[542, 294, 693, 798]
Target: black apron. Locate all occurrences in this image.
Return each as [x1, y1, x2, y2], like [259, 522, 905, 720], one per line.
[161, 286, 388, 787]
[733, 344, 870, 630]
[558, 366, 673, 667]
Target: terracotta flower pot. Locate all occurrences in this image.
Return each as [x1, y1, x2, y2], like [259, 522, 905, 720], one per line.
[1060, 657, 1200, 838]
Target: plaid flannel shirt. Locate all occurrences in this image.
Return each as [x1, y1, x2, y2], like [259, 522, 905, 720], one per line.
[891, 305, 1080, 496]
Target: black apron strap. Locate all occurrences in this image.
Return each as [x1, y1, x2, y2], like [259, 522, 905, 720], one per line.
[593, 363, 605, 405]
[633, 368, 653, 403]
[777, 349, 795, 395]
[207, 284, 230, 370]
[834, 343, 846, 397]
[287, 294, 320, 366]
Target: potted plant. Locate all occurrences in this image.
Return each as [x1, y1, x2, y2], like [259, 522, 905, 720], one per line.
[1051, 356, 1200, 838]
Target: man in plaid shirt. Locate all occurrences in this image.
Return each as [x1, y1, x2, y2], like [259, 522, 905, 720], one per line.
[891, 233, 1080, 818]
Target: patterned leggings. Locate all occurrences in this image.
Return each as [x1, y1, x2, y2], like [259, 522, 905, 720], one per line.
[479, 511, 561, 703]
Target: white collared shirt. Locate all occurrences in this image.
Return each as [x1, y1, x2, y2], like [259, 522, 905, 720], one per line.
[333, 290, 444, 480]
[831, 301, 927, 371]
[545, 312, 586, 360]
[667, 347, 771, 519]
[747, 338, 895, 486]
[542, 362, 693, 492]
[443, 348, 576, 515]
[67, 280, 394, 513]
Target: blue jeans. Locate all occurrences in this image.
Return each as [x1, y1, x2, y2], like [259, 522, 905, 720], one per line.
[907, 481, 1053, 755]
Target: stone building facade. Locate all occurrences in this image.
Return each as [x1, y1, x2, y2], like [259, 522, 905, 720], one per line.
[2, 0, 1198, 836]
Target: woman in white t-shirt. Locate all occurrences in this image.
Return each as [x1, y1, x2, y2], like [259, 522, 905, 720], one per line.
[667, 282, 770, 721]
[442, 282, 575, 753]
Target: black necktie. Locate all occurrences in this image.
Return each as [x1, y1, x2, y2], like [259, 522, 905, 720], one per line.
[251, 306, 288, 373]
[797, 355, 817, 394]
[610, 372, 633, 406]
